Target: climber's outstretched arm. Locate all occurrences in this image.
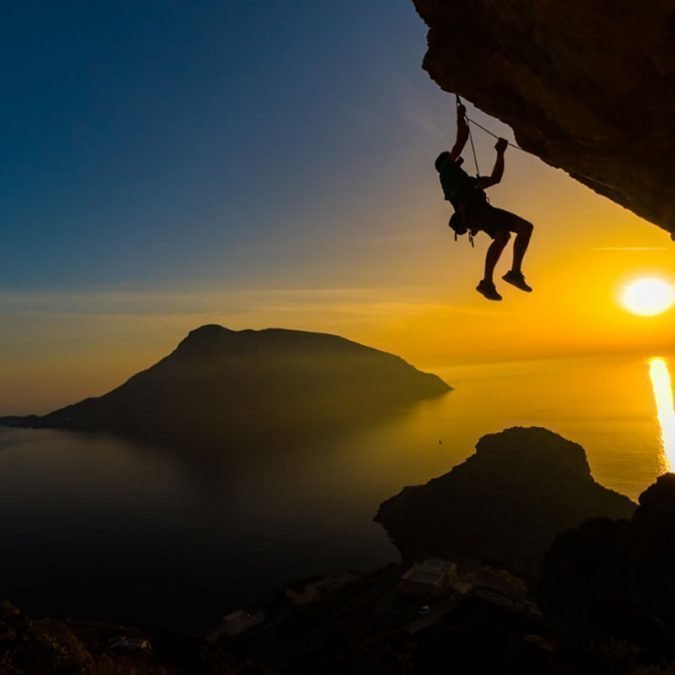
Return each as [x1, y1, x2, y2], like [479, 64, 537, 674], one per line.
[477, 138, 508, 189]
[448, 104, 469, 161]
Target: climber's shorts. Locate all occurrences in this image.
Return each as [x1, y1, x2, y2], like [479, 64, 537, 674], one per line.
[471, 203, 515, 239]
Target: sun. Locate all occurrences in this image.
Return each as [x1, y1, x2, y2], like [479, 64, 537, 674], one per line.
[620, 277, 674, 316]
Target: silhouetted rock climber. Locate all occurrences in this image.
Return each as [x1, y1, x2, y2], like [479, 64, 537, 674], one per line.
[436, 102, 534, 301]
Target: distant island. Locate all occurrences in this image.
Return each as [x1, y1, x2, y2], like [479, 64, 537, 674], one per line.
[0, 325, 450, 450]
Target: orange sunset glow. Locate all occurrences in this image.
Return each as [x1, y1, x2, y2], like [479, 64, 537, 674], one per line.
[2, 3, 675, 670]
[2, 146, 674, 416]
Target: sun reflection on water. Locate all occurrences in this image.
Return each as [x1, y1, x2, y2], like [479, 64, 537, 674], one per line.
[650, 358, 675, 473]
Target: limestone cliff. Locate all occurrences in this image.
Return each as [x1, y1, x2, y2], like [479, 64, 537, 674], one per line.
[412, 0, 675, 238]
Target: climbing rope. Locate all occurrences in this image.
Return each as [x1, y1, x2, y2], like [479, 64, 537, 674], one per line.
[455, 94, 526, 163]
[467, 115, 481, 177]
[467, 117, 524, 152]
[456, 95, 480, 177]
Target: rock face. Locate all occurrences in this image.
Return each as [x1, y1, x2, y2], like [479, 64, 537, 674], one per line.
[412, 0, 675, 238]
[540, 473, 675, 657]
[0, 598, 233, 674]
[375, 427, 635, 581]
[0, 600, 96, 675]
[0, 325, 449, 449]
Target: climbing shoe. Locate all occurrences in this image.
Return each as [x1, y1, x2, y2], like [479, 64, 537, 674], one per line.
[502, 270, 533, 292]
[476, 280, 502, 301]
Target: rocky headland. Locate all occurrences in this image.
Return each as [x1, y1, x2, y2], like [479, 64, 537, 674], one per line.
[376, 427, 636, 581]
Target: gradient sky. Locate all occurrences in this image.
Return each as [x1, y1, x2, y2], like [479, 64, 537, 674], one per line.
[2, 0, 674, 414]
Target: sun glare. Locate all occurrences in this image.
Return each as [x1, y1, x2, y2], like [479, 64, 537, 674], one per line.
[620, 278, 674, 316]
[650, 358, 675, 472]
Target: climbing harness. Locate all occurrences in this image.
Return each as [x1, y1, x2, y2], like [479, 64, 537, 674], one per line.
[450, 94, 528, 249]
[449, 211, 475, 247]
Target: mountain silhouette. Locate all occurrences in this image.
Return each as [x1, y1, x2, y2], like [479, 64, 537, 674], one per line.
[376, 427, 635, 582]
[0, 325, 450, 450]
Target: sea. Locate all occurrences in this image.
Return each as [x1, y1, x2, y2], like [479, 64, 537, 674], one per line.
[0, 351, 672, 632]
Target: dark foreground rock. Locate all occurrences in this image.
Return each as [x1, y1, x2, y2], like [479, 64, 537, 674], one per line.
[376, 427, 636, 581]
[412, 0, 675, 239]
[0, 325, 449, 450]
[6, 433, 675, 674]
[540, 473, 675, 666]
[0, 599, 234, 674]
[1, 564, 553, 675]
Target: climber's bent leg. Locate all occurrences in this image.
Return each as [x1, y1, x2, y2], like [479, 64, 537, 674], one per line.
[508, 217, 534, 275]
[484, 229, 510, 282]
[476, 230, 510, 301]
[482, 207, 534, 292]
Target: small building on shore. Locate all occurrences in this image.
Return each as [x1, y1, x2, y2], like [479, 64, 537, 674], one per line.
[285, 572, 360, 605]
[398, 559, 458, 599]
[107, 636, 152, 652]
[207, 609, 266, 641]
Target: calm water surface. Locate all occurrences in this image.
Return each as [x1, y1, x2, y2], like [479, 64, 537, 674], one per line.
[0, 352, 672, 632]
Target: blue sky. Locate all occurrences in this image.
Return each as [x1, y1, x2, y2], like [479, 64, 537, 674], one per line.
[1, 0, 437, 290]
